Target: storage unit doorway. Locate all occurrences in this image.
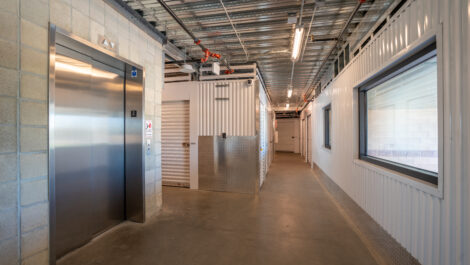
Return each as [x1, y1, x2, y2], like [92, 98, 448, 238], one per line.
[162, 101, 191, 187]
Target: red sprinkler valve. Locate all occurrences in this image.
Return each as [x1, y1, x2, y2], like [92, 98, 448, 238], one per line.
[224, 69, 235, 75]
[201, 49, 211, 63]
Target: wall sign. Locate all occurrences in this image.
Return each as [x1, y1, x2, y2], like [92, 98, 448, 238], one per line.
[145, 120, 153, 138]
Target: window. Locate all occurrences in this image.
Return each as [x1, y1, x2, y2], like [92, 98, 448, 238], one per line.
[339, 51, 345, 72]
[324, 104, 331, 149]
[345, 44, 350, 65]
[359, 40, 438, 184]
[334, 59, 339, 77]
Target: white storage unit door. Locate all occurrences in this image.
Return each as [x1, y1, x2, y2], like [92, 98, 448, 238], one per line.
[259, 103, 267, 187]
[162, 101, 190, 187]
[301, 118, 306, 158]
[307, 115, 312, 165]
[276, 119, 296, 152]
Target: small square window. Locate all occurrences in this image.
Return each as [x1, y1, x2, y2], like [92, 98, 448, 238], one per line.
[323, 104, 331, 149]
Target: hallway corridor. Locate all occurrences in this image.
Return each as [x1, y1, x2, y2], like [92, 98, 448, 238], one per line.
[58, 153, 416, 265]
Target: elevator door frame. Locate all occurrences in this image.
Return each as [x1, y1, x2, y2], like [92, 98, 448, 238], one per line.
[48, 25, 146, 265]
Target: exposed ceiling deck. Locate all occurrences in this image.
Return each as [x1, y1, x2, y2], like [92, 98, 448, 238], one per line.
[124, 0, 394, 110]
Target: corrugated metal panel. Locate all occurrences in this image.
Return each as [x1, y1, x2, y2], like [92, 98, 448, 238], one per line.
[307, 115, 312, 165]
[198, 80, 255, 136]
[162, 101, 190, 187]
[260, 102, 267, 187]
[303, 0, 470, 265]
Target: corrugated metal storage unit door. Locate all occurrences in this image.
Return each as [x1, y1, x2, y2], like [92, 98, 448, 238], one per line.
[162, 101, 190, 187]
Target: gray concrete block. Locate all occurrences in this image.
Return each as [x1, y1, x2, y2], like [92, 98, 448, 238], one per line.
[72, 0, 89, 16]
[0, 181, 17, 211]
[21, 249, 49, 265]
[0, 125, 17, 153]
[0, 97, 17, 124]
[72, 8, 90, 40]
[21, 225, 48, 259]
[20, 101, 47, 126]
[20, 0, 49, 28]
[0, 0, 18, 15]
[20, 72, 47, 100]
[20, 47, 47, 76]
[21, 202, 48, 232]
[21, 19, 47, 52]
[0, 153, 17, 183]
[0, 39, 18, 69]
[0, 67, 19, 97]
[20, 178, 48, 206]
[0, 236, 19, 265]
[90, 20, 104, 45]
[90, 0, 104, 25]
[50, 0, 72, 32]
[0, 208, 17, 241]
[20, 127, 47, 152]
[20, 153, 47, 180]
[0, 11, 18, 42]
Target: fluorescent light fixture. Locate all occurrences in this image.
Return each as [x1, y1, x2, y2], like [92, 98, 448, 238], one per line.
[286, 103, 290, 109]
[291, 26, 304, 61]
[287, 88, 293, 98]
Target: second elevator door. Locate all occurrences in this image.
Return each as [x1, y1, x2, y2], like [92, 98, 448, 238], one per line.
[54, 50, 125, 258]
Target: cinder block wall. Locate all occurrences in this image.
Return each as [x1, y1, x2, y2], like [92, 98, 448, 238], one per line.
[0, 0, 164, 264]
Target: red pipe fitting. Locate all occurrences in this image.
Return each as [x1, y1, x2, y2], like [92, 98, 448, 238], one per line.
[201, 49, 210, 63]
[194, 39, 201, 45]
[224, 69, 234, 75]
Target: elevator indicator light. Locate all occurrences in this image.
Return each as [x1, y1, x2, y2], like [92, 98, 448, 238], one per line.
[131, 67, 137, 78]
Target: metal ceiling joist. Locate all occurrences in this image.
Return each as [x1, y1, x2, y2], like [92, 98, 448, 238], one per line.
[124, 0, 393, 108]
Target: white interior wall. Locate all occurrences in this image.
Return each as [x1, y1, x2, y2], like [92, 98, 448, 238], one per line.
[301, 0, 470, 264]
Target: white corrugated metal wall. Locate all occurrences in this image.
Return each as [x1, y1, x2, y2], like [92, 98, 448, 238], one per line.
[198, 80, 255, 136]
[259, 80, 273, 187]
[162, 101, 190, 187]
[303, 0, 470, 264]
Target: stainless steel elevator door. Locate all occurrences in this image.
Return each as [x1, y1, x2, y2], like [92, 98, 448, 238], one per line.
[54, 52, 125, 258]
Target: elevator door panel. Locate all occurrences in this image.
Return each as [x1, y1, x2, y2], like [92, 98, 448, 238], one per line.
[54, 52, 125, 258]
[89, 62, 125, 235]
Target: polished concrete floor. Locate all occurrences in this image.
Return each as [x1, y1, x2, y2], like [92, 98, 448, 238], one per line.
[58, 153, 414, 265]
